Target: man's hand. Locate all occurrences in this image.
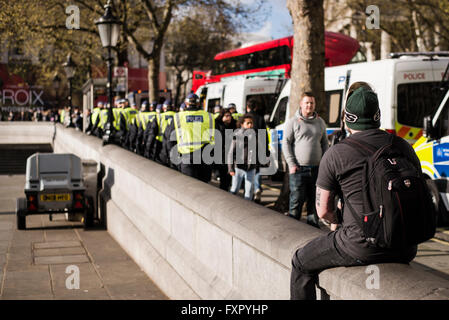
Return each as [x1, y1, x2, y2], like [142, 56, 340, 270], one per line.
[289, 165, 299, 174]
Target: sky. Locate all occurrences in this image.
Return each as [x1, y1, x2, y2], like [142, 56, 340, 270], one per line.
[242, 0, 293, 40]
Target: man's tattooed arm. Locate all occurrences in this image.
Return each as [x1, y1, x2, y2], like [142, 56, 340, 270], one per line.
[315, 186, 339, 225]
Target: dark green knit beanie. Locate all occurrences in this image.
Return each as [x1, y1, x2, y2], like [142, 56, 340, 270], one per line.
[344, 87, 380, 130]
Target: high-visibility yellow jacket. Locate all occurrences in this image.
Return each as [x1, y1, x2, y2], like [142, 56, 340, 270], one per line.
[173, 110, 215, 154]
[123, 107, 138, 130]
[91, 108, 100, 126]
[99, 109, 109, 129]
[157, 111, 176, 142]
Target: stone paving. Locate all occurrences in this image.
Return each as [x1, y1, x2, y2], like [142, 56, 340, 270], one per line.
[2, 173, 449, 300]
[0, 174, 168, 300]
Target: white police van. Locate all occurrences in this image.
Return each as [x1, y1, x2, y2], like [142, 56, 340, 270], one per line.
[268, 53, 449, 174]
[413, 87, 449, 225]
[195, 76, 286, 117]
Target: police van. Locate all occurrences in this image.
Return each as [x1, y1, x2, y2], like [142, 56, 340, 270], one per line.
[413, 87, 449, 226]
[195, 76, 286, 117]
[268, 53, 449, 173]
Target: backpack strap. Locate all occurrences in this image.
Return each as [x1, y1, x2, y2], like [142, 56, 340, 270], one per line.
[341, 193, 365, 234]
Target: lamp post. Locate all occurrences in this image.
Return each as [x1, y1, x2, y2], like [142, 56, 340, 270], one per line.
[63, 53, 76, 127]
[52, 73, 61, 106]
[95, 0, 121, 144]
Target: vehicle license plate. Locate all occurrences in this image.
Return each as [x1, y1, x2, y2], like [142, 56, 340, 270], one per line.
[40, 193, 71, 202]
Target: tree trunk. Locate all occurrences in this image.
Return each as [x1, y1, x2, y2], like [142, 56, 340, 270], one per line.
[287, 0, 325, 117]
[175, 70, 184, 108]
[274, 0, 325, 212]
[148, 50, 160, 103]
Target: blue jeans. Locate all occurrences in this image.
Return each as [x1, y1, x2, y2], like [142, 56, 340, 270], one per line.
[289, 166, 319, 227]
[230, 168, 256, 200]
[254, 171, 262, 191]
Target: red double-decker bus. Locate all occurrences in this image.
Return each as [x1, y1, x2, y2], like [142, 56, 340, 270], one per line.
[192, 32, 363, 92]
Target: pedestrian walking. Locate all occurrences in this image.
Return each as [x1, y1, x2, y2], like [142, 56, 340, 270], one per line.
[216, 108, 237, 191]
[245, 99, 268, 202]
[282, 92, 328, 228]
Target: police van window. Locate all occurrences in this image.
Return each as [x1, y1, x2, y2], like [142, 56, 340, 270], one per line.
[324, 90, 343, 127]
[207, 99, 220, 113]
[271, 97, 288, 127]
[436, 95, 449, 136]
[246, 94, 277, 118]
[397, 82, 441, 128]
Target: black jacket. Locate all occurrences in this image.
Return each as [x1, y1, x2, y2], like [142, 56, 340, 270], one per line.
[228, 128, 258, 172]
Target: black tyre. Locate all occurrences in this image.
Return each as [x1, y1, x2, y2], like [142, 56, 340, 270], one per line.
[16, 198, 27, 230]
[426, 179, 449, 227]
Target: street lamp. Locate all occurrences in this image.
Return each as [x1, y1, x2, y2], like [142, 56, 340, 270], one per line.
[52, 73, 61, 113]
[95, 0, 121, 144]
[63, 53, 76, 127]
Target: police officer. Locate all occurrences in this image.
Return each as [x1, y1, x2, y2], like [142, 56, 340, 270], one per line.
[163, 93, 215, 182]
[213, 105, 222, 119]
[88, 101, 103, 136]
[136, 101, 157, 156]
[109, 99, 127, 146]
[97, 103, 110, 138]
[142, 101, 161, 159]
[145, 99, 175, 164]
[228, 103, 243, 122]
[122, 100, 139, 150]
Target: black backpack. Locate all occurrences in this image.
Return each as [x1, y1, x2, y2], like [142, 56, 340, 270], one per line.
[340, 135, 436, 249]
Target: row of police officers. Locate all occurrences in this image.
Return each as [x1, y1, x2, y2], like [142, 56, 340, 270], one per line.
[86, 93, 239, 183]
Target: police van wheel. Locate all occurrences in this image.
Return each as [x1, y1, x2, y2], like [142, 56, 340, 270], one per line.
[16, 198, 27, 230]
[425, 179, 449, 226]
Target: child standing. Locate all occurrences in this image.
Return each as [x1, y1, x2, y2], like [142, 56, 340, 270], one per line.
[228, 114, 258, 200]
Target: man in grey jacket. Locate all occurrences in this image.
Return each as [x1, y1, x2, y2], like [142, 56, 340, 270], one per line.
[282, 92, 328, 228]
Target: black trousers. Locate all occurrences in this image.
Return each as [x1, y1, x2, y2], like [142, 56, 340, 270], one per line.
[217, 164, 232, 191]
[290, 231, 417, 300]
[179, 163, 212, 183]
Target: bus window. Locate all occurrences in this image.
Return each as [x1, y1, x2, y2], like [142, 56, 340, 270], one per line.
[397, 82, 441, 128]
[271, 97, 288, 127]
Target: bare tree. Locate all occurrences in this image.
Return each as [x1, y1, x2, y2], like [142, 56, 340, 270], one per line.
[274, 0, 325, 213]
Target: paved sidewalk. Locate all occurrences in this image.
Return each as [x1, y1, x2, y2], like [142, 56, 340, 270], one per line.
[0, 174, 168, 300]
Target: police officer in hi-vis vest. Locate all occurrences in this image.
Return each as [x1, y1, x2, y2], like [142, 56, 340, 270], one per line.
[86, 101, 103, 135]
[122, 100, 139, 150]
[145, 99, 176, 164]
[97, 103, 110, 138]
[163, 93, 215, 182]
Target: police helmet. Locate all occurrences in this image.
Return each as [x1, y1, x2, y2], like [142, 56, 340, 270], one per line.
[140, 100, 149, 112]
[185, 93, 199, 106]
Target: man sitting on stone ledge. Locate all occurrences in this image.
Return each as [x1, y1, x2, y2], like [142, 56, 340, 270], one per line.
[290, 82, 434, 300]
